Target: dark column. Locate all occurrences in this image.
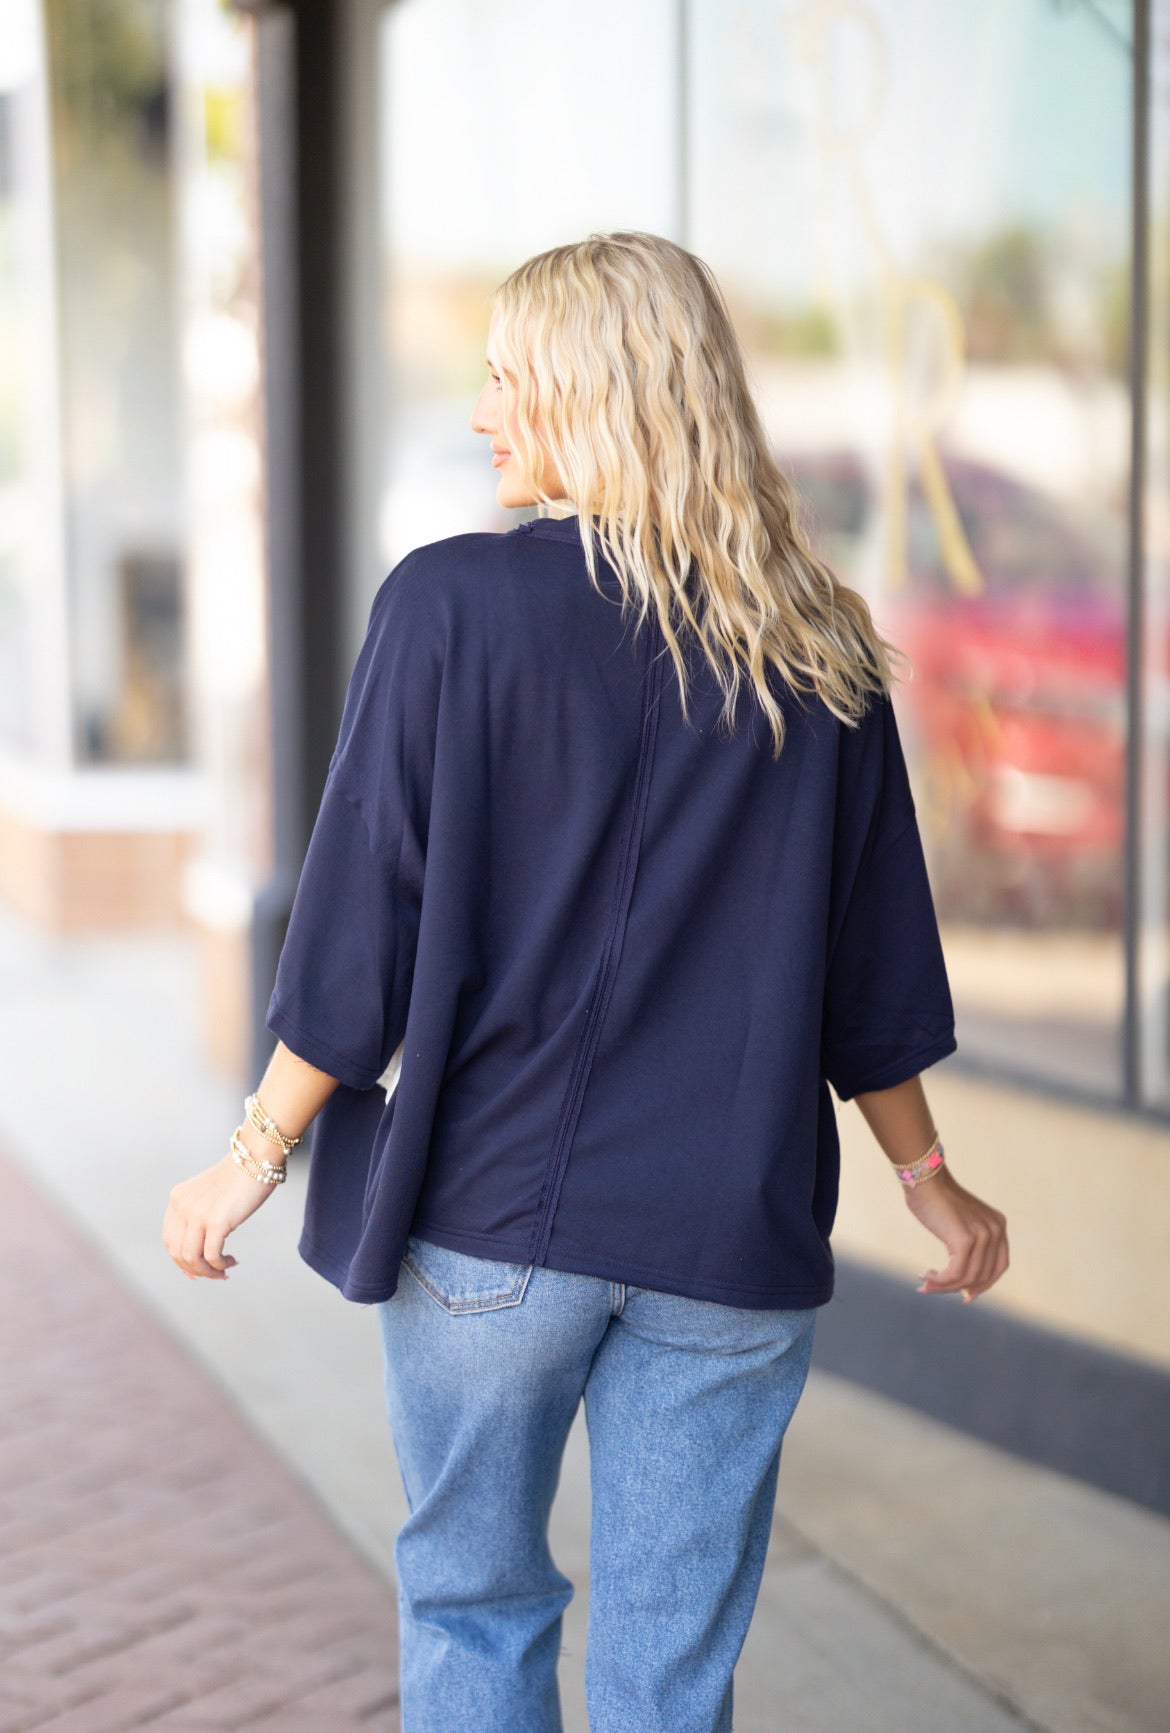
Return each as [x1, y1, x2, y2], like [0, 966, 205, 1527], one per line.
[236, 0, 383, 1084]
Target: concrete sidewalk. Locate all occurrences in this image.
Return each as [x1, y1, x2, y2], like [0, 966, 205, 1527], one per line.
[2, 899, 1168, 1732]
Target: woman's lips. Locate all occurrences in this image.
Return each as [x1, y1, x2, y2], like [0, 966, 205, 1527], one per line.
[491, 450, 511, 467]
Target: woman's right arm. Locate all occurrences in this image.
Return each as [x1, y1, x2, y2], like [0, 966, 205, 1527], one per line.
[162, 1041, 340, 1283]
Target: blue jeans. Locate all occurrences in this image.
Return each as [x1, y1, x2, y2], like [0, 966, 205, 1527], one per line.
[376, 1235, 818, 1733]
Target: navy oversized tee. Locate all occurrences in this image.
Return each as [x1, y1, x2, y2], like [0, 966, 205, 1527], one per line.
[265, 513, 957, 1308]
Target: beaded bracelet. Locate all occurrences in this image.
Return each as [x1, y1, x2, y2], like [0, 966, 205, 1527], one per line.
[245, 1092, 303, 1156]
[230, 1130, 287, 1186]
[889, 1132, 946, 1190]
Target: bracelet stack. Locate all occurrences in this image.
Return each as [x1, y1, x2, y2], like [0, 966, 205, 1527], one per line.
[230, 1131, 287, 1186]
[889, 1131, 946, 1189]
[244, 1092, 303, 1156]
[228, 1091, 301, 1187]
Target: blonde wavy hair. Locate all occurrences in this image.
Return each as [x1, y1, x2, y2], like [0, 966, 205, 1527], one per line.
[490, 231, 905, 756]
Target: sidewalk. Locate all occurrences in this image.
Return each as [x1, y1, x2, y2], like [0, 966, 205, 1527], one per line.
[2, 898, 1168, 1732]
[0, 1148, 400, 1732]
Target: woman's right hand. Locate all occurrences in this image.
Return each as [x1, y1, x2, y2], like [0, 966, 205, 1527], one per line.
[163, 1046, 337, 1285]
[162, 1152, 282, 1283]
[902, 1166, 1010, 1304]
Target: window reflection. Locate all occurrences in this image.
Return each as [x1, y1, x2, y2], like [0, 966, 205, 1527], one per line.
[378, 0, 679, 566]
[691, 0, 1132, 1093]
[46, 0, 187, 765]
[378, 0, 1141, 1096]
[0, 0, 49, 757]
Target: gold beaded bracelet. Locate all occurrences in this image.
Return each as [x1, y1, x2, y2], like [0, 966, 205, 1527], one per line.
[230, 1130, 287, 1186]
[888, 1131, 947, 1190]
[245, 1092, 303, 1157]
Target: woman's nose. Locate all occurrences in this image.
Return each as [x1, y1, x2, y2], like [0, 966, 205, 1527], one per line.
[470, 389, 493, 434]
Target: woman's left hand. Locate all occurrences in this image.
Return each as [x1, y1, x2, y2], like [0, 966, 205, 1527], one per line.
[162, 1153, 281, 1282]
[902, 1166, 1010, 1304]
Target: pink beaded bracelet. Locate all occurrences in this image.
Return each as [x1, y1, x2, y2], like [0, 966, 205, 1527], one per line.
[890, 1133, 946, 1189]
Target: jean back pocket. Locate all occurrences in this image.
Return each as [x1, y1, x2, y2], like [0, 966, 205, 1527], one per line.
[401, 1235, 534, 1314]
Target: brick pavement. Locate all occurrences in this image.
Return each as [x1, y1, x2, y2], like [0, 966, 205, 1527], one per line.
[0, 1149, 401, 1731]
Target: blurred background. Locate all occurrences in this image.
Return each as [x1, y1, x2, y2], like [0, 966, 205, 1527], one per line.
[1, 2, 1168, 1727]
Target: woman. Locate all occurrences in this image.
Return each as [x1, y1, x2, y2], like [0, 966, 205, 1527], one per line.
[164, 231, 1009, 1733]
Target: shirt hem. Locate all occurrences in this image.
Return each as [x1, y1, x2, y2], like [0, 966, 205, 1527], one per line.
[828, 1032, 958, 1103]
[411, 1217, 833, 1310]
[298, 1231, 398, 1305]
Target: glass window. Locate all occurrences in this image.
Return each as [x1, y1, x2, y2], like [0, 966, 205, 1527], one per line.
[46, 0, 187, 765]
[378, 0, 681, 566]
[174, 0, 269, 882]
[689, 0, 1134, 1097]
[377, 0, 1150, 1103]
[0, 0, 63, 759]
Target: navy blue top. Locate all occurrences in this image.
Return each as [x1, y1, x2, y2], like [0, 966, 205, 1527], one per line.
[265, 513, 957, 1308]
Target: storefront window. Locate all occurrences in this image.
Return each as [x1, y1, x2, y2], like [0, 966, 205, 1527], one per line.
[46, 0, 187, 765]
[377, 0, 1151, 1102]
[0, 48, 31, 750]
[174, 0, 270, 888]
[0, 0, 62, 759]
[689, 0, 1133, 1095]
[378, 0, 681, 566]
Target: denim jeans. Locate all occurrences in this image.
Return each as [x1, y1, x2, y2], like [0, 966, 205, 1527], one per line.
[376, 1236, 818, 1733]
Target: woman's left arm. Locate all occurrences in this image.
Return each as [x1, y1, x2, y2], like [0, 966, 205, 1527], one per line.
[852, 1073, 1010, 1304]
[162, 1042, 340, 1282]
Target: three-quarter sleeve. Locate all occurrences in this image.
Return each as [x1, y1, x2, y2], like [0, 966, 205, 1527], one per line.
[264, 552, 443, 1090]
[820, 692, 957, 1102]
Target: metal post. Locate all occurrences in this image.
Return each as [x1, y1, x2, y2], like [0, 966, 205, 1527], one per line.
[1124, 0, 1151, 1106]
